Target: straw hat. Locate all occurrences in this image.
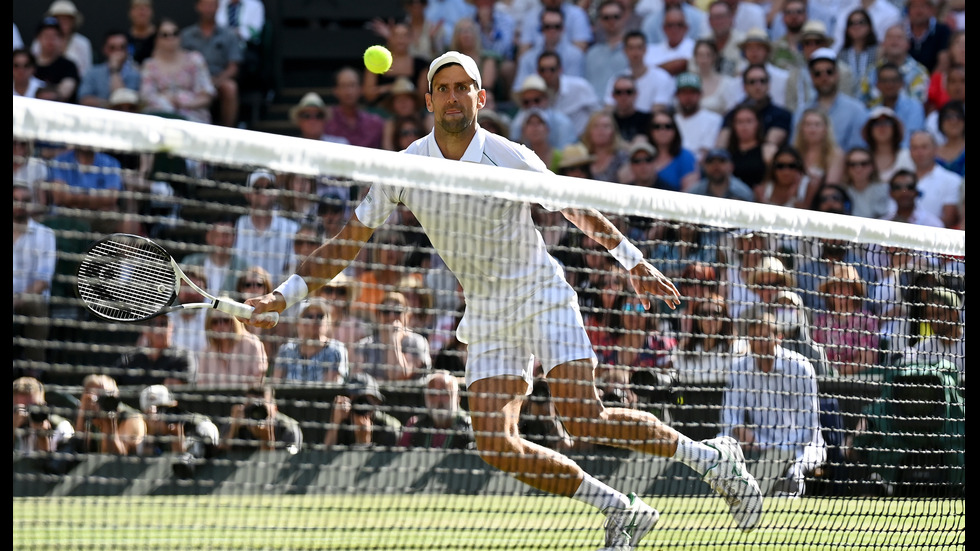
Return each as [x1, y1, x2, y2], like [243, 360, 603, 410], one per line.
[288, 92, 328, 125]
[45, 0, 84, 28]
[384, 77, 423, 111]
[738, 28, 771, 51]
[800, 20, 831, 46]
[558, 142, 594, 170]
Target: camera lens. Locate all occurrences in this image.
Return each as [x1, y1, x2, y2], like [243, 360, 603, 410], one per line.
[351, 396, 374, 415]
[29, 408, 49, 424]
[99, 395, 121, 412]
[244, 402, 268, 421]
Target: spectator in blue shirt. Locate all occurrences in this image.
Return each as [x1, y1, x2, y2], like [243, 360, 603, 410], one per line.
[78, 29, 141, 109]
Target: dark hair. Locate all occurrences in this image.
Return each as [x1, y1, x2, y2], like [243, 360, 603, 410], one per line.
[811, 183, 852, 214]
[12, 48, 36, 67]
[937, 100, 965, 138]
[649, 105, 682, 157]
[843, 146, 881, 184]
[842, 8, 878, 49]
[683, 293, 734, 353]
[862, 111, 903, 154]
[624, 30, 647, 46]
[537, 50, 562, 69]
[888, 168, 917, 189]
[766, 145, 805, 181]
[741, 62, 769, 84]
[727, 103, 765, 154]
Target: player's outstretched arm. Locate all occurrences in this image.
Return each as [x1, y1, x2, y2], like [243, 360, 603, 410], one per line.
[560, 207, 681, 310]
[244, 214, 376, 328]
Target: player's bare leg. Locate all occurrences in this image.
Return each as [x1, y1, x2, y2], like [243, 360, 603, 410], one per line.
[548, 360, 763, 532]
[467, 375, 658, 549]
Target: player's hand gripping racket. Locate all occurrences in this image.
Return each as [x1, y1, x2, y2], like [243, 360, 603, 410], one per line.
[75, 233, 279, 325]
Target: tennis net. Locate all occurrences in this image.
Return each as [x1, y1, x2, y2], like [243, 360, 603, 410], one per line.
[13, 96, 965, 550]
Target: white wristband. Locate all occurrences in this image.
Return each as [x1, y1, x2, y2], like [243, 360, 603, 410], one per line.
[273, 274, 309, 310]
[609, 239, 644, 271]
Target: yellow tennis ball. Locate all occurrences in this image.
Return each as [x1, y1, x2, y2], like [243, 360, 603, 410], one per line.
[363, 45, 393, 75]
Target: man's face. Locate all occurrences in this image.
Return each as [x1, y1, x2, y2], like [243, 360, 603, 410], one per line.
[247, 177, 277, 210]
[596, 3, 625, 35]
[206, 222, 236, 248]
[103, 34, 128, 59]
[704, 157, 732, 182]
[906, 0, 934, 26]
[809, 60, 838, 96]
[743, 68, 769, 101]
[424, 377, 457, 427]
[537, 56, 560, 88]
[333, 70, 361, 106]
[742, 42, 769, 65]
[611, 78, 636, 110]
[708, 4, 733, 36]
[675, 87, 700, 114]
[782, 2, 807, 33]
[875, 69, 903, 101]
[881, 26, 908, 58]
[908, 133, 936, 168]
[425, 65, 485, 135]
[540, 12, 565, 46]
[624, 36, 646, 63]
[889, 175, 918, 208]
[663, 11, 687, 46]
[746, 319, 778, 357]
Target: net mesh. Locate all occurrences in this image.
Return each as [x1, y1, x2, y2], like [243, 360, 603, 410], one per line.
[13, 97, 965, 549]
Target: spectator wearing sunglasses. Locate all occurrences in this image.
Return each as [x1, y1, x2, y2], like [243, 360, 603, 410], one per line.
[879, 169, 943, 228]
[288, 92, 350, 144]
[272, 298, 348, 383]
[793, 47, 868, 153]
[354, 291, 431, 383]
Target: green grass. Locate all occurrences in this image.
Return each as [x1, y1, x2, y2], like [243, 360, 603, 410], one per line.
[13, 494, 965, 550]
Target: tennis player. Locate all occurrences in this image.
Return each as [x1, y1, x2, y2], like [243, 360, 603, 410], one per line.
[245, 51, 763, 549]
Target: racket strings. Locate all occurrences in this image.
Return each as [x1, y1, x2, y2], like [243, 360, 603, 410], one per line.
[77, 236, 179, 321]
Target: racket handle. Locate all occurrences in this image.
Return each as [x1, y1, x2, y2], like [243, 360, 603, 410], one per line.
[214, 297, 280, 326]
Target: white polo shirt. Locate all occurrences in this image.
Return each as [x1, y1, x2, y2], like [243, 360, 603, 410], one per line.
[355, 126, 572, 345]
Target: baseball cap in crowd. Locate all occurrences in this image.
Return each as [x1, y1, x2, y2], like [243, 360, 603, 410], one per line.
[347, 372, 384, 404]
[247, 170, 276, 188]
[808, 47, 837, 66]
[427, 50, 482, 90]
[704, 148, 731, 162]
[36, 16, 62, 35]
[928, 288, 962, 310]
[675, 72, 702, 92]
[140, 384, 176, 411]
[628, 140, 656, 157]
[109, 88, 140, 108]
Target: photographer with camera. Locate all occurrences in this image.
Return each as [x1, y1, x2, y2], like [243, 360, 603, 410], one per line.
[139, 385, 219, 477]
[13, 377, 74, 460]
[220, 385, 302, 454]
[72, 374, 146, 455]
[323, 372, 402, 448]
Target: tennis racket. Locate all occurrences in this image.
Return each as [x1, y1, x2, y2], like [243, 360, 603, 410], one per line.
[75, 233, 279, 325]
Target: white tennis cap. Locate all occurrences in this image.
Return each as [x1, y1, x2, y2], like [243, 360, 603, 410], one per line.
[247, 170, 276, 188]
[140, 385, 175, 411]
[427, 51, 482, 91]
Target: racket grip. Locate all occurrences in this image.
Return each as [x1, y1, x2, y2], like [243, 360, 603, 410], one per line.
[214, 297, 280, 326]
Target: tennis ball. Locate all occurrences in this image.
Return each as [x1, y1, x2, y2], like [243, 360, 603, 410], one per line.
[363, 45, 393, 75]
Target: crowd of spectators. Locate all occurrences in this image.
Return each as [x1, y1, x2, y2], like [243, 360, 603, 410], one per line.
[14, 1, 966, 493]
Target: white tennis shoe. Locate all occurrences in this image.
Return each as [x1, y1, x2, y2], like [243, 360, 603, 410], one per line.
[598, 492, 659, 550]
[702, 436, 764, 532]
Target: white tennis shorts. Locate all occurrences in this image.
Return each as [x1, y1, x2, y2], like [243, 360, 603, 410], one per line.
[462, 284, 597, 390]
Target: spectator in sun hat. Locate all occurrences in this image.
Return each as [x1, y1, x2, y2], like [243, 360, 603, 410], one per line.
[785, 20, 854, 112]
[510, 73, 575, 149]
[556, 142, 595, 178]
[734, 28, 788, 109]
[289, 91, 350, 144]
